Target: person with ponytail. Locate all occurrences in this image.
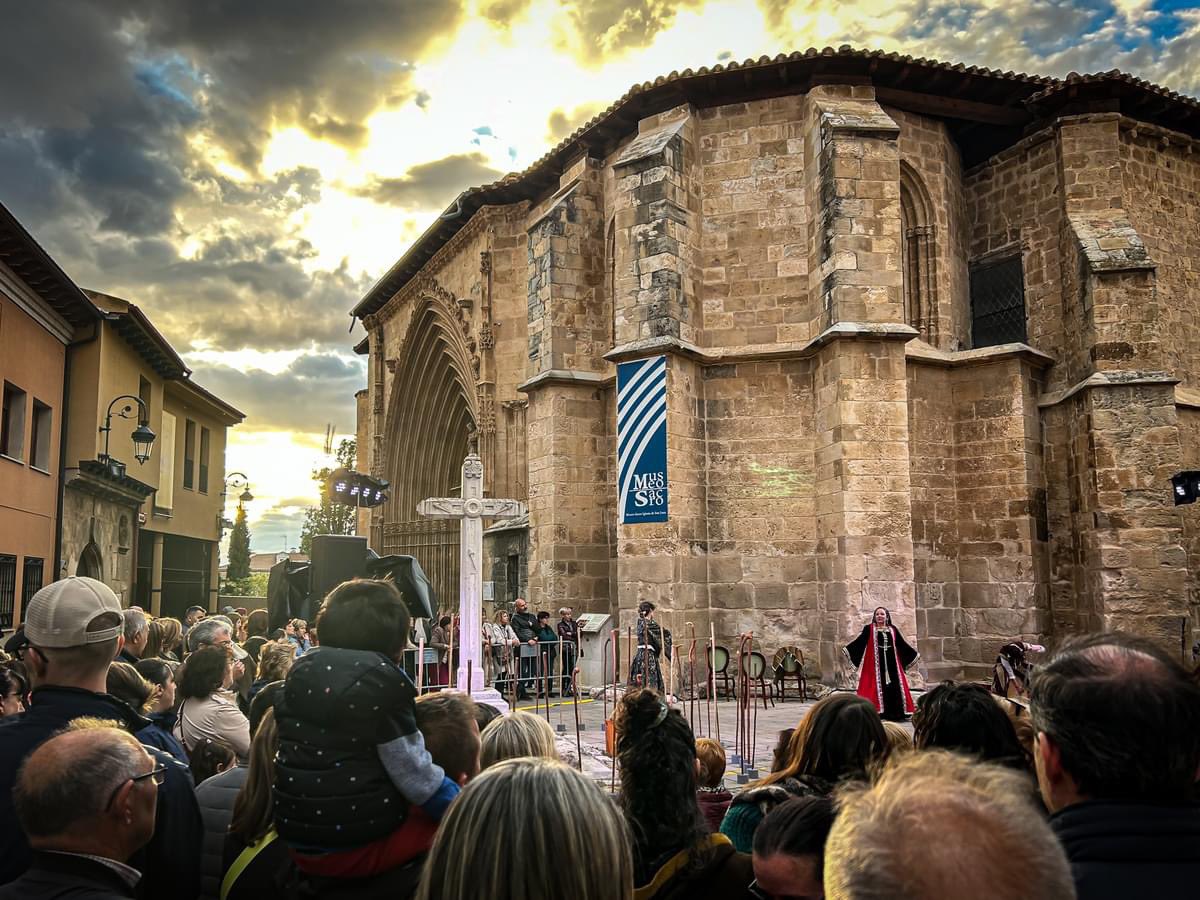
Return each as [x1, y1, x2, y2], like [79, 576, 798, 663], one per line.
[615, 688, 753, 899]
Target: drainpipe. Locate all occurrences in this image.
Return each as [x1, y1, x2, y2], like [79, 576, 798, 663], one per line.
[53, 320, 101, 581]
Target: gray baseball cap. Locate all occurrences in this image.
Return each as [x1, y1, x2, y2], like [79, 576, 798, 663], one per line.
[24, 577, 124, 648]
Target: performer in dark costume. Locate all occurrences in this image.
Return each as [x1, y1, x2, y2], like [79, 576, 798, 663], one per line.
[628, 601, 671, 692]
[843, 607, 918, 721]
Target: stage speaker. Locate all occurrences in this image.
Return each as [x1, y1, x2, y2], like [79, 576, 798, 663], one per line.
[309, 534, 369, 611]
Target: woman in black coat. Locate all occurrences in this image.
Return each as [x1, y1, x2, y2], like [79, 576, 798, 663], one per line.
[843, 607, 918, 721]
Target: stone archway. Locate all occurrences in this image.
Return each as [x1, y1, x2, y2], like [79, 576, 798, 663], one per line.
[379, 291, 478, 613]
[76, 542, 103, 580]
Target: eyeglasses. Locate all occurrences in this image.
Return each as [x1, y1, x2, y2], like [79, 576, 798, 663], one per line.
[748, 880, 815, 900]
[105, 765, 167, 811]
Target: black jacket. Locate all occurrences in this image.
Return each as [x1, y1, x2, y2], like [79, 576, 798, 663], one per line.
[195, 765, 248, 900]
[510, 611, 538, 643]
[1051, 799, 1200, 900]
[0, 687, 202, 900]
[0, 851, 137, 899]
[275, 647, 423, 849]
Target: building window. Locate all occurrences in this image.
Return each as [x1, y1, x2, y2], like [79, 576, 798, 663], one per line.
[138, 376, 152, 424]
[970, 255, 1026, 348]
[29, 401, 52, 472]
[1, 382, 27, 461]
[199, 427, 210, 493]
[506, 553, 520, 604]
[21, 557, 43, 610]
[0, 555, 15, 630]
[183, 419, 196, 490]
[900, 164, 938, 344]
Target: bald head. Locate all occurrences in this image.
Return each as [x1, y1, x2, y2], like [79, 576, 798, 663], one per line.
[824, 751, 1073, 900]
[1029, 632, 1200, 805]
[14, 722, 154, 848]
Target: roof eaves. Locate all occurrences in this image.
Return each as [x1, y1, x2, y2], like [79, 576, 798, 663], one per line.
[171, 376, 246, 424]
[106, 306, 190, 380]
[0, 202, 102, 329]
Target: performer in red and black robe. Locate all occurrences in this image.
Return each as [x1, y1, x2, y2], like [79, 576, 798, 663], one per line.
[843, 607, 918, 721]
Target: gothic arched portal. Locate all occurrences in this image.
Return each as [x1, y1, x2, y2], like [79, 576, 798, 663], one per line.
[379, 295, 478, 614]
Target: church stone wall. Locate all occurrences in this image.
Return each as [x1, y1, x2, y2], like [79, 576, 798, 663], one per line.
[698, 95, 812, 347]
[702, 358, 819, 663]
[361, 73, 1200, 681]
[1121, 126, 1200, 389]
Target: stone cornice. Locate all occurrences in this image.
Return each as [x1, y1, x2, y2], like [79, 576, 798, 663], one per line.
[605, 322, 918, 366]
[905, 340, 1056, 370]
[517, 369, 614, 393]
[1037, 370, 1179, 409]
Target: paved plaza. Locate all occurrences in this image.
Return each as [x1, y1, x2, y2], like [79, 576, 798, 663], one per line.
[504, 688, 916, 787]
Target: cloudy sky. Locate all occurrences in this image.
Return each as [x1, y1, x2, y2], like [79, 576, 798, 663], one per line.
[2, 1, 1197, 552]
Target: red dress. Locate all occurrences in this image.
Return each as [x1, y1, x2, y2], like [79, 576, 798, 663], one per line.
[844, 624, 918, 720]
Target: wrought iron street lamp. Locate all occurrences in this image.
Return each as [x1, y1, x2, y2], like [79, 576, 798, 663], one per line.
[98, 394, 155, 475]
[223, 471, 254, 507]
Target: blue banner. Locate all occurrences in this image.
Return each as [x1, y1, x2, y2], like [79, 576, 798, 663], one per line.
[617, 356, 668, 524]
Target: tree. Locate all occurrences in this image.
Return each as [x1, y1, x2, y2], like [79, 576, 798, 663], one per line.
[300, 438, 359, 555]
[227, 504, 252, 581]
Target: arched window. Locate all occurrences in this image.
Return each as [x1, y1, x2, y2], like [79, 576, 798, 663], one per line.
[900, 163, 938, 344]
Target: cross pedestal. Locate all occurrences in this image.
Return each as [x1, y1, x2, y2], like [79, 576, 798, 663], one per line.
[417, 450, 525, 713]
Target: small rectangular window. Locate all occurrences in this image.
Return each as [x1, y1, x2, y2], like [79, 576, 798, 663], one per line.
[199, 427, 210, 493]
[970, 255, 1027, 349]
[138, 376, 152, 424]
[0, 383, 27, 461]
[21, 557, 43, 609]
[183, 419, 196, 490]
[506, 553, 520, 603]
[29, 401, 52, 472]
[0, 555, 15, 630]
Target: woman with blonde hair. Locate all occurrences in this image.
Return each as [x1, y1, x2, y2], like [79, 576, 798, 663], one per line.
[249, 641, 294, 704]
[415, 758, 633, 900]
[144, 616, 183, 661]
[883, 720, 913, 755]
[485, 609, 519, 693]
[479, 710, 558, 769]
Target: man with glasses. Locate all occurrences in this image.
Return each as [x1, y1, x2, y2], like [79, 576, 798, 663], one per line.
[0, 724, 160, 898]
[0, 577, 202, 898]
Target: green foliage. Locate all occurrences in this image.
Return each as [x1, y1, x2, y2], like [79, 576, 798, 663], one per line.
[222, 573, 269, 597]
[227, 505, 252, 581]
[299, 438, 359, 555]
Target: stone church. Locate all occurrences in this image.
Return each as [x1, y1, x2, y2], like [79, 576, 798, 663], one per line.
[352, 48, 1200, 681]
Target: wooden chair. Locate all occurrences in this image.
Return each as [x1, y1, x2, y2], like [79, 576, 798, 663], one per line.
[706, 644, 735, 699]
[743, 650, 775, 709]
[772, 646, 808, 701]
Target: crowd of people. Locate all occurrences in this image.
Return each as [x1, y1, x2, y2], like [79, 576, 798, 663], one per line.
[0, 574, 1197, 899]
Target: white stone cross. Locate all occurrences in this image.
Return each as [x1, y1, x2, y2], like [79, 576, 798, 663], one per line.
[417, 447, 525, 712]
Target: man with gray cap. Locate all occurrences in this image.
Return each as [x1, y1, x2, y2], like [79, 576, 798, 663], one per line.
[0, 577, 202, 899]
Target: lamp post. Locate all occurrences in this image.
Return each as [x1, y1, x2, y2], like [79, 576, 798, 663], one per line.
[222, 471, 254, 508]
[98, 394, 155, 477]
[218, 472, 254, 599]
